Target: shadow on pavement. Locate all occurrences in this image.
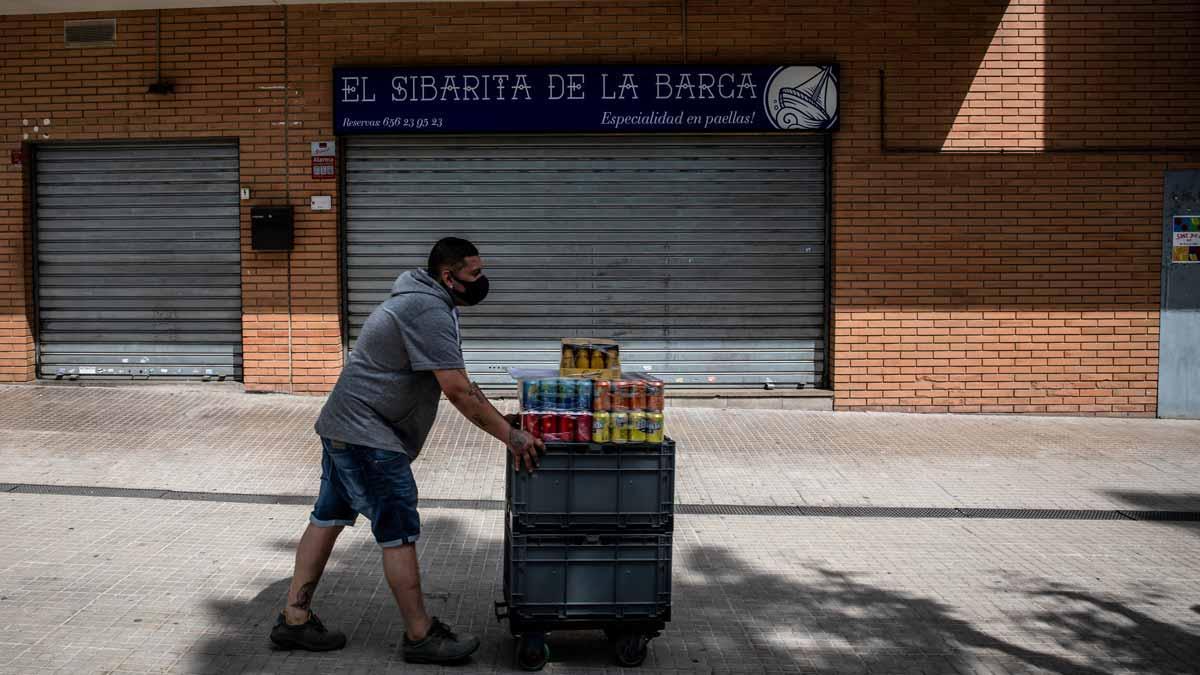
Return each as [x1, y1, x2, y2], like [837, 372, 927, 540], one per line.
[1019, 582, 1200, 675]
[187, 514, 517, 674]
[185, 514, 1200, 674]
[1106, 490, 1200, 541]
[1107, 490, 1200, 514]
[677, 545, 1200, 674]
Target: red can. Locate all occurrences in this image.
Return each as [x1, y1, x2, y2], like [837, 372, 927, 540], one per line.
[574, 412, 593, 443]
[557, 413, 576, 442]
[522, 412, 542, 439]
[540, 413, 557, 439]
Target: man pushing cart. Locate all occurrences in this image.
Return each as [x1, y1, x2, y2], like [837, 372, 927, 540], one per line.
[269, 237, 672, 670]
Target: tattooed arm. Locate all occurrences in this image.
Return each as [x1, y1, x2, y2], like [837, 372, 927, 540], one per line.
[434, 368, 543, 472]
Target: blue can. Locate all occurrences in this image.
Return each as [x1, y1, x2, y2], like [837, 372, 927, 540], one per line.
[558, 378, 578, 412]
[576, 379, 593, 412]
[540, 378, 556, 411]
[521, 379, 540, 411]
[535, 378, 555, 411]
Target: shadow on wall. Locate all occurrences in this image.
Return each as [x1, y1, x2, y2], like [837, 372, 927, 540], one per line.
[883, 0, 1200, 151]
[1044, 0, 1200, 150]
[849, 0, 1195, 319]
[881, 0, 1013, 149]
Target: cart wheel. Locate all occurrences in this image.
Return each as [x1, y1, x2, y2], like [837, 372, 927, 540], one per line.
[515, 633, 550, 671]
[612, 632, 649, 667]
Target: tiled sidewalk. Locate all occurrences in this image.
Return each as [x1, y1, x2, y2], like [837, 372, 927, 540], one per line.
[2, 384, 1198, 510]
[1, 384, 1200, 674]
[3, 494, 1199, 674]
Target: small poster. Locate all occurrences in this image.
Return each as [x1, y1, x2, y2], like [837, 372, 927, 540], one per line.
[311, 140, 336, 180]
[312, 156, 335, 179]
[1174, 215, 1200, 263]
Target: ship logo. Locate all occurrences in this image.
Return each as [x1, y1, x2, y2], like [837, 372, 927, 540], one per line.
[765, 66, 839, 130]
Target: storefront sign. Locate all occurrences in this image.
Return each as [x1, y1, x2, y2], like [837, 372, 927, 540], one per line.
[334, 65, 839, 134]
[1174, 215, 1200, 263]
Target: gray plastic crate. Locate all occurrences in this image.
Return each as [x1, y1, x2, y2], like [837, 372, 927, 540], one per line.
[509, 440, 675, 531]
[508, 532, 672, 620]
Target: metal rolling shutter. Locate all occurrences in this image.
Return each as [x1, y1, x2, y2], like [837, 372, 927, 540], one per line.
[345, 135, 826, 387]
[35, 141, 243, 379]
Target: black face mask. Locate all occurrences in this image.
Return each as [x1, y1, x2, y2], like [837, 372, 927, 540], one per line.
[449, 272, 489, 306]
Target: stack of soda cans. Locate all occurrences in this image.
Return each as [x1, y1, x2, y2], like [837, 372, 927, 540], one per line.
[503, 365, 674, 670]
[519, 375, 665, 444]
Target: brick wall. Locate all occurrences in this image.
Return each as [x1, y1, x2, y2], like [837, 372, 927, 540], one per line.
[1, 0, 1196, 413]
[832, 0, 1198, 414]
[0, 148, 33, 382]
[689, 0, 1198, 415]
[0, 6, 346, 393]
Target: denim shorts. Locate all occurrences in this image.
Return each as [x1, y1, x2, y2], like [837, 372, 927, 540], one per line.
[310, 437, 420, 547]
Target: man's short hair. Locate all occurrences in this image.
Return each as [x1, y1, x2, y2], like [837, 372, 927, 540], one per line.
[427, 237, 479, 278]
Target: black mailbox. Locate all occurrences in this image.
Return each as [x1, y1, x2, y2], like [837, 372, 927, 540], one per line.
[250, 206, 294, 251]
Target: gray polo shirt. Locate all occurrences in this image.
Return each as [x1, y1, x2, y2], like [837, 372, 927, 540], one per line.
[315, 268, 465, 457]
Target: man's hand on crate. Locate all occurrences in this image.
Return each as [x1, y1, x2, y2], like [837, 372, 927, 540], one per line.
[508, 425, 544, 474]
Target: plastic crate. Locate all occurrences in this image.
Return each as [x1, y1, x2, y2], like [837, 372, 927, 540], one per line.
[508, 532, 672, 621]
[508, 439, 675, 531]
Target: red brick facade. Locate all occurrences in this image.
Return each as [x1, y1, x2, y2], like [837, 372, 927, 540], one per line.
[1, 1, 1197, 413]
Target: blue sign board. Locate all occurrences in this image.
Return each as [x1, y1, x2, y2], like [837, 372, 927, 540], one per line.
[334, 65, 838, 134]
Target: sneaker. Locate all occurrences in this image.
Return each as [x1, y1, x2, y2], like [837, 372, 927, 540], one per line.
[403, 617, 480, 664]
[269, 611, 347, 652]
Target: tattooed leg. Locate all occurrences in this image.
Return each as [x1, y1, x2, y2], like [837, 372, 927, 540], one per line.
[283, 522, 342, 624]
[288, 581, 317, 616]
